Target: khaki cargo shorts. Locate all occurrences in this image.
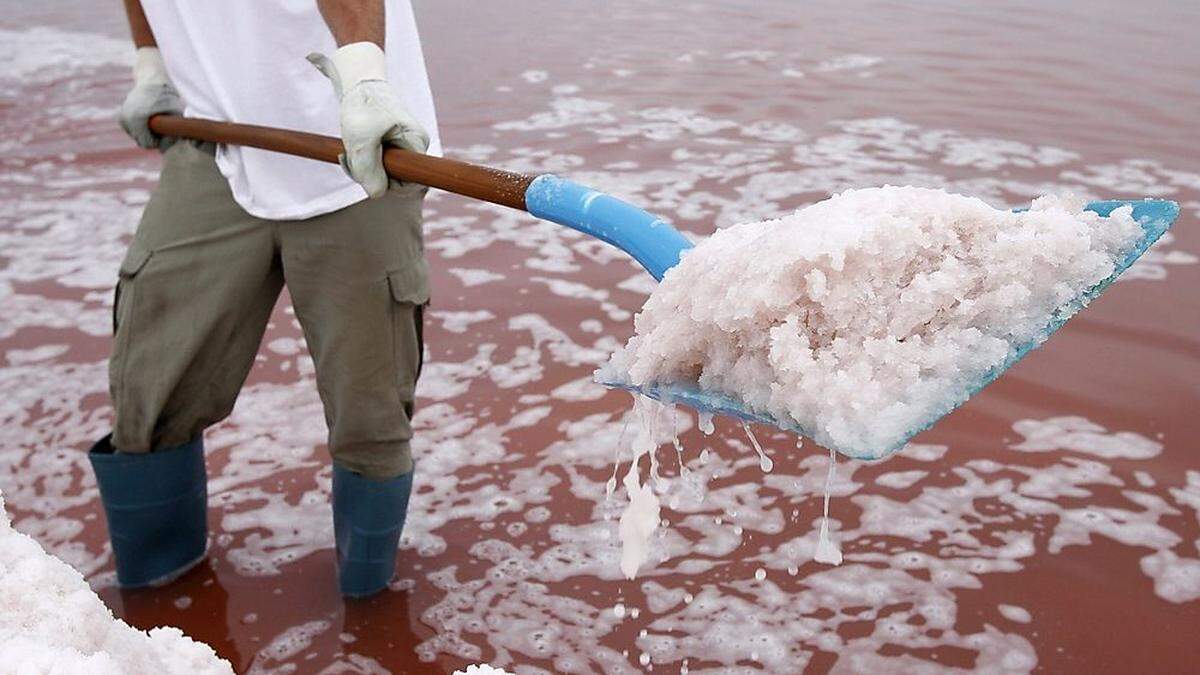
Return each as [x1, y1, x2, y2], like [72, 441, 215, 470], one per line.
[109, 140, 428, 479]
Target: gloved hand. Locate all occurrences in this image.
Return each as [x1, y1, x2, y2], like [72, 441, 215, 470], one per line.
[308, 42, 430, 198]
[118, 46, 184, 150]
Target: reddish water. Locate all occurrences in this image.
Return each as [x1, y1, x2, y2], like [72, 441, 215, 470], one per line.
[2, 1, 1198, 673]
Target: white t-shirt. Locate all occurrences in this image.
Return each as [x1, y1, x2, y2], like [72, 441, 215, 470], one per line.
[140, 0, 441, 220]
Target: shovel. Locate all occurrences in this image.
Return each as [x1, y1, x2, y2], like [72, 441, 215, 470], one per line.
[147, 115, 1180, 458]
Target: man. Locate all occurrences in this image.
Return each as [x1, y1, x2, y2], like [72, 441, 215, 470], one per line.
[88, 0, 438, 597]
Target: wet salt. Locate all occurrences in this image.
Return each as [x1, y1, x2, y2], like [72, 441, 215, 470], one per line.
[601, 187, 1145, 459]
[672, 434, 687, 475]
[608, 190, 1142, 577]
[741, 422, 774, 472]
[814, 447, 843, 565]
[617, 399, 663, 579]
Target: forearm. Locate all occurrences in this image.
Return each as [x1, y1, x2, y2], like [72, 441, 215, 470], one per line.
[122, 0, 157, 48]
[317, 0, 385, 47]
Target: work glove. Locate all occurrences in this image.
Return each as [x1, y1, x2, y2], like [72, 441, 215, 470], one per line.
[118, 46, 184, 150]
[308, 42, 430, 198]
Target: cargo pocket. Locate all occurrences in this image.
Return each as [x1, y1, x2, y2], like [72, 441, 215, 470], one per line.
[113, 243, 152, 332]
[111, 243, 152, 421]
[387, 263, 430, 402]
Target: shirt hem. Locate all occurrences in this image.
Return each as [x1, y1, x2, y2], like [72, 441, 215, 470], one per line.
[235, 184, 370, 221]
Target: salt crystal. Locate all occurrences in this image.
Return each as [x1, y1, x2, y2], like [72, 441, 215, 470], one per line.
[0, 490, 233, 674]
[604, 188, 1144, 578]
[600, 187, 1145, 459]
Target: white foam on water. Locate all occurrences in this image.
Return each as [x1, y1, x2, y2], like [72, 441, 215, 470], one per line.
[998, 604, 1033, 623]
[875, 469, 929, 490]
[431, 309, 496, 334]
[448, 267, 506, 287]
[520, 70, 549, 84]
[0, 27, 132, 83]
[814, 54, 884, 72]
[246, 620, 331, 673]
[455, 666, 514, 675]
[1010, 417, 1163, 459]
[1139, 550, 1200, 604]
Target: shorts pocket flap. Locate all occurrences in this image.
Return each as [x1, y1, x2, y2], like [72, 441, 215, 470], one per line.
[387, 261, 430, 305]
[119, 244, 152, 277]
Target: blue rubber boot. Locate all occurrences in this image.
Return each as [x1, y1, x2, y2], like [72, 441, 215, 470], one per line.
[332, 463, 413, 597]
[87, 434, 208, 588]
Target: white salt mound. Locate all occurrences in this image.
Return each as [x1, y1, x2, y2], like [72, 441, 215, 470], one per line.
[601, 187, 1144, 459]
[0, 490, 234, 675]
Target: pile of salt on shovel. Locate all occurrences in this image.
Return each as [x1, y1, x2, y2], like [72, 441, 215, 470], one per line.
[596, 186, 1178, 577]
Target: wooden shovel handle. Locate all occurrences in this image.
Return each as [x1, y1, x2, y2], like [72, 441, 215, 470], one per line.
[148, 114, 536, 211]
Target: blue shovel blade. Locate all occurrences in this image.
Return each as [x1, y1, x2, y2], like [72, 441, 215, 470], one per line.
[599, 199, 1180, 460]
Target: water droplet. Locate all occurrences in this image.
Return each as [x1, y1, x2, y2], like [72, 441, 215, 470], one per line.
[754, 567, 767, 581]
[741, 421, 773, 472]
[613, 602, 626, 618]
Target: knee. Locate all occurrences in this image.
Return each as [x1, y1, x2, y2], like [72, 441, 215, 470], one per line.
[331, 440, 414, 480]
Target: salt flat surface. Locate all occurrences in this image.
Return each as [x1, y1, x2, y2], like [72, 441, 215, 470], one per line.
[0, 490, 233, 674]
[602, 187, 1145, 459]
